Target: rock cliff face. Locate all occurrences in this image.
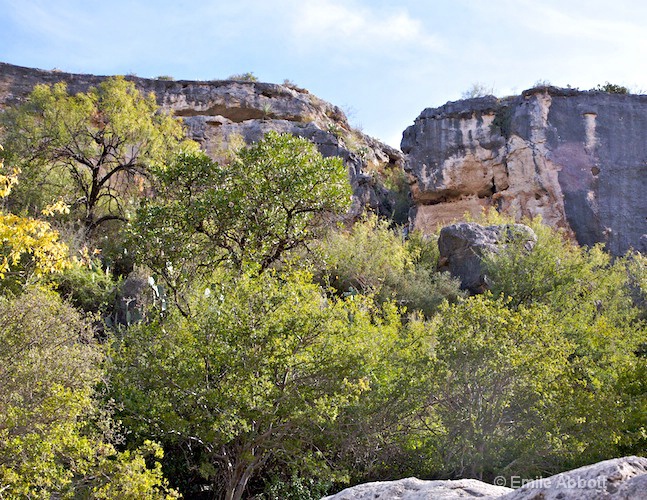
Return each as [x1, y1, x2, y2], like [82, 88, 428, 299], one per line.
[0, 62, 405, 218]
[402, 88, 647, 256]
[3, 64, 646, 253]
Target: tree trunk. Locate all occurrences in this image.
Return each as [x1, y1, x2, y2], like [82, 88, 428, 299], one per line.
[225, 457, 265, 500]
[224, 462, 256, 500]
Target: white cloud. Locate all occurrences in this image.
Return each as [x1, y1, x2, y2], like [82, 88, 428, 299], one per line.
[288, 0, 444, 56]
[515, 0, 646, 47]
[3, 0, 88, 44]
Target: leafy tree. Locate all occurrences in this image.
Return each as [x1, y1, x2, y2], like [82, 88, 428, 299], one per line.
[0, 77, 186, 231]
[108, 269, 406, 499]
[422, 295, 573, 480]
[0, 208, 70, 289]
[0, 149, 176, 497]
[0, 288, 178, 499]
[0, 147, 69, 291]
[130, 131, 351, 298]
[475, 213, 647, 470]
[482, 217, 627, 310]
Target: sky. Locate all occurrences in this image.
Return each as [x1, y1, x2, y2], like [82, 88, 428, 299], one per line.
[1, 0, 646, 148]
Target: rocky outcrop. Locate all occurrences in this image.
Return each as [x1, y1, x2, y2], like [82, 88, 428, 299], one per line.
[321, 477, 513, 500]
[0, 62, 406, 218]
[437, 222, 537, 293]
[322, 456, 647, 500]
[501, 456, 647, 500]
[402, 88, 647, 256]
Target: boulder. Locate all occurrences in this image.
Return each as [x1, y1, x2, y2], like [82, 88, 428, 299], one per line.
[322, 456, 647, 500]
[438, 222, 536, 293]
[500, 456, 647, 500]
[321, 477, 512, 500]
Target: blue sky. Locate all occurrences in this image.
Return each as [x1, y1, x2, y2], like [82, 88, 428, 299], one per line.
[1, 0, 646, 147]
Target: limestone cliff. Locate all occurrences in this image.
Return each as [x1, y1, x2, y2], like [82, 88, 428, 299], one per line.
[402, 87, 647, 256]
[0, 62, 405, 219]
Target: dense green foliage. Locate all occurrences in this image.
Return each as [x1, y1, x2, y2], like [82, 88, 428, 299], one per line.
[109, 270, 412, 499]
[0, 149, 178, 498]
[130, 131, 351, 312]
[0, 81, 645, 499]
[0, 289, 178, 499]
[311, 215, 463, 317]
[0, 77, 185, 230]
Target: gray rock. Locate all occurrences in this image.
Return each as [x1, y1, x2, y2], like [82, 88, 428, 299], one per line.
[438, 222, 536, 293]
[403, 86, 647, 256]
[500, 456, 647, 500]
[322, 457, 647, 500]
[321, 477, 512, 500]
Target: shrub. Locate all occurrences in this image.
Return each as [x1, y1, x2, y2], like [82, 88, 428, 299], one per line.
[228, 72, 259, 82]
[313, 216, 463, 317]
[461, 82, 496, 99]
[592, 82, 629, 94]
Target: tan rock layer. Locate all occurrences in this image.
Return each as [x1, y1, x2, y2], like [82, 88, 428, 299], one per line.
[402, 88, 647, 255]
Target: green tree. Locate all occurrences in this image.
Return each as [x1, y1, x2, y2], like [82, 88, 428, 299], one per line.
[108, 269, 405, 499]
[477, 214, 647, 470]
[0, 288, 178, 499]
[130, 131, 351, 298]
[422, 295, 573, 480]
[0, 152, 176, 497]
[0, 77, 186, 230]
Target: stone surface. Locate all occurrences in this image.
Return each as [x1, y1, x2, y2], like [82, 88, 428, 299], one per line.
[0, 62, 406, 219]
[437, 222, 536, 293]
[500, 456, 647, 500]
[402, 87, 647, 256]
[321, 477, 512, 500]
[0, 62, 343, 128]
[322, 457, 647, 500]
[410, 197, 491, 232]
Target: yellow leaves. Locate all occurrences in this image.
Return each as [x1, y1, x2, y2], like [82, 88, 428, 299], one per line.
[0, 168, 19, 198]
[72, 245, 102, 268]
[0, 144, 20, 199]
[41, 199, 71, 216]
[0, 144, 70, 283]
[0, 212, 69, 280]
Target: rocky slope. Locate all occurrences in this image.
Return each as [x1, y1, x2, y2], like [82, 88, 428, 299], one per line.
[0, 62, 405, 219]
[402, 87, 647, 256]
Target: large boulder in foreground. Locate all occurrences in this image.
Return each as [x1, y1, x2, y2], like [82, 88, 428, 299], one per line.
[438, 222, 536, 293]
[322, 456, 647, 500]
[500, 456, 647, 500]
[321, 477, 512, 500]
